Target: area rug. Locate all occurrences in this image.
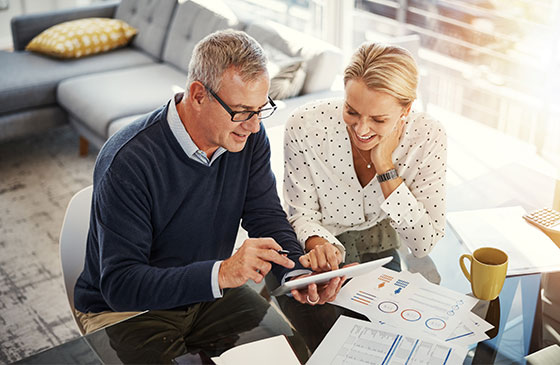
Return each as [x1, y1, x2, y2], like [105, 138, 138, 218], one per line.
[0, 125, 98, 363]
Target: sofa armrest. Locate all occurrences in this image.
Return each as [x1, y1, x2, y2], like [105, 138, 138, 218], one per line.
[11, 0, 120, 51]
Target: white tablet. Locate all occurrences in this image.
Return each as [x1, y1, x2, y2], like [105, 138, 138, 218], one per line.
[270, 256, 393, 296]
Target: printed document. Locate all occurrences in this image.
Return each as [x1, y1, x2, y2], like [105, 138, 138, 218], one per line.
[307, 316, 467, 365]
[210, 335, 299, 365]
[331, 267, 490, 345]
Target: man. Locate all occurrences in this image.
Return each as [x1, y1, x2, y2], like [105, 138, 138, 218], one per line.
[73, 29, 343, 346]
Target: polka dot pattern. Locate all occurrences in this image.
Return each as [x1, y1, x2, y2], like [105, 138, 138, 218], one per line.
[26, 18, 137, 59]
[283, 98, 447, 258]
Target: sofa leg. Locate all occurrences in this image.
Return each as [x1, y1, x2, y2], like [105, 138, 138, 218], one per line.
[79, 136, 89, 157]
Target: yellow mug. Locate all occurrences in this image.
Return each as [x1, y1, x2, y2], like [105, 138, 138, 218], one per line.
[459, 247, 508, 301]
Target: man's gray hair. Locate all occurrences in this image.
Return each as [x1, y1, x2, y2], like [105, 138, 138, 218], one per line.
[187, 29, 268, 94]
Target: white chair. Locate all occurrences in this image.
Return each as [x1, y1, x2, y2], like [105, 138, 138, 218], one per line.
[59, 185, 93, 335]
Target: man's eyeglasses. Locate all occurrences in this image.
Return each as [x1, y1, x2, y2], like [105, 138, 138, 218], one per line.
[203, 84, 277, 122]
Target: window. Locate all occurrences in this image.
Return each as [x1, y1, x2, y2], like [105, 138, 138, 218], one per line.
[354, 0, 560, 165]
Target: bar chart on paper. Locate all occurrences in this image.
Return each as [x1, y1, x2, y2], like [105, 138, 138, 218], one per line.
[351, 290, 376, 306]
[307, 316, 467, 365]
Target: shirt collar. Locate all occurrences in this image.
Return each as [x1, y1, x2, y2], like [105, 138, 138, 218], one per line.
[167, 92, 226, 165]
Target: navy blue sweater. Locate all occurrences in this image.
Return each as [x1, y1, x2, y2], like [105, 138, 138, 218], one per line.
[74, 103, 304, 313]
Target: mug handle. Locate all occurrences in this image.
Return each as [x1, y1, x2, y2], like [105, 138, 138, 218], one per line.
[460, 254, 473, 283]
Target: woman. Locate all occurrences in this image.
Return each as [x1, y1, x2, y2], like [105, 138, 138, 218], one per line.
[284, 42, 447, 272]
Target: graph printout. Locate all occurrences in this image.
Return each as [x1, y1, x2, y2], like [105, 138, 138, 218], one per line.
[332, 267, 483, 342]
[307, 316, 467, 365]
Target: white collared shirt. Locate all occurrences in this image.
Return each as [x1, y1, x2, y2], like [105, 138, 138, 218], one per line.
[167, 93, 227, 166]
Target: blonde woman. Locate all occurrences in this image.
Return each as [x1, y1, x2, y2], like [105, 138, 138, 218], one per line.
[284, 43, 447, 272]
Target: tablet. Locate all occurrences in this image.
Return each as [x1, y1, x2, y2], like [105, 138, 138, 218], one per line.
[270, 256, 393, 296]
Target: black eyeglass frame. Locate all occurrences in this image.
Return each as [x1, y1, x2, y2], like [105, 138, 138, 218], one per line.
[203, 83, 277, 122]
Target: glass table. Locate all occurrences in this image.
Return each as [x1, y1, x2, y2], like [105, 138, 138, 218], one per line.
[17, 228, 559, 364]
[17, 162, 560, 364]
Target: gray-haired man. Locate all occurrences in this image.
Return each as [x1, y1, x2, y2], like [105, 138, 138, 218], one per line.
[73, 29, 343, 360]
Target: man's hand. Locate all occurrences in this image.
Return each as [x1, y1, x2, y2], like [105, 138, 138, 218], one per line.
[291, 275, 346, 306]
[218, 238, 295, 289]
[290, 262, 359, 305]
[300, 241, 342, 272]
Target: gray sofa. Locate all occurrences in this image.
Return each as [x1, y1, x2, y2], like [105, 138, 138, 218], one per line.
[0, 0, 343, 152]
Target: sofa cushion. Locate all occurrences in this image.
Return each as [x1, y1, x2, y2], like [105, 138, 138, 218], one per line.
[25, 18, 137, 59]
[245, 20, 343, 94]
[10, 1, 119, 51]
[0, 48, 155, 115]
[115, 0, 176, 59]
[263, 44, 306, 100]
[57, 63, 186, 139]
[268, 59, 306, 100]
[162, 0, 240, 72]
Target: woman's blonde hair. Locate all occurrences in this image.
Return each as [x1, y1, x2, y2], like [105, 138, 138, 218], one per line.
[344, 43, 418, 107]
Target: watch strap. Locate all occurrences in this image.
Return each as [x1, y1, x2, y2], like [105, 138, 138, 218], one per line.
[377, 168, 398, 183]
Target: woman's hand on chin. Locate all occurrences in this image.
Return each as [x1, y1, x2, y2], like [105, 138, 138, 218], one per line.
[371, 118, 405, 170]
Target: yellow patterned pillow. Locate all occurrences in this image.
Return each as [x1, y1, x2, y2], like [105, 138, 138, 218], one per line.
[26, 18, 137, 59]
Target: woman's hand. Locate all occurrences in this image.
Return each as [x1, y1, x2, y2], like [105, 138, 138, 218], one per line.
[370, 118, 405, 170]
[300, 237, 342, 272]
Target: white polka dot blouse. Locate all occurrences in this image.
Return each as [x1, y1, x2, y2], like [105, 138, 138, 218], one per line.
[283, 98, 447, 258]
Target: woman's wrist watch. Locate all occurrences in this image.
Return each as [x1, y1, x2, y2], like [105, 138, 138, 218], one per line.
[377, 168, 398, 183]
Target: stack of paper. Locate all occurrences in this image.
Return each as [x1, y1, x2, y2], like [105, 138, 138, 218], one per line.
[308, 316, 468, 365]
[210, 335, 300, 365]
[447, 206, 560, 275]
[331, 267, 492, 347]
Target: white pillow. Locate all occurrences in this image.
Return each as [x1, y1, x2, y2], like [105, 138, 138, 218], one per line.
[263, 44, 306, 100]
